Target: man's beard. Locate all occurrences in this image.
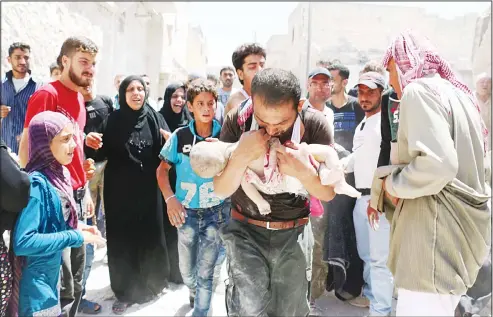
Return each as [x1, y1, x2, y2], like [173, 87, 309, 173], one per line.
[14, 65, 28, 75]
[69, 66, 92, 87]
[362, 98, 381, 113]
[222, 80, 232, 88]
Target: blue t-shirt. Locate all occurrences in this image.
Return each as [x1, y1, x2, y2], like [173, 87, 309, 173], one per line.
[159, 120, 223, 209]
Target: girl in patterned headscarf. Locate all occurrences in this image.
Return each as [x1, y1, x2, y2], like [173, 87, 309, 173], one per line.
[11, 111, 101, 317]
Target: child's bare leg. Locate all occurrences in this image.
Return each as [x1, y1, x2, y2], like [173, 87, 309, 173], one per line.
[241, 178, 272, 215]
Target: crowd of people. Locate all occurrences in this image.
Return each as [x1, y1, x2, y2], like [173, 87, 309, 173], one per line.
[0, 29, 491, 317]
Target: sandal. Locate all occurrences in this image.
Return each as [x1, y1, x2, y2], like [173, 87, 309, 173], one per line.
[78, 299, 102, 314]
[112, 300, 129, 315]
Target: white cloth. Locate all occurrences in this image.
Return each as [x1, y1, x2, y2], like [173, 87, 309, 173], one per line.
[396, 288, 461, 316]
[351, 113, 381, 189]
[239, 88, 250, 99]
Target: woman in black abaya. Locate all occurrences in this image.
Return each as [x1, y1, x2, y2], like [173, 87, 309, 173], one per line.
[158, 82, 191, 285]
[91, 76, 170, 314]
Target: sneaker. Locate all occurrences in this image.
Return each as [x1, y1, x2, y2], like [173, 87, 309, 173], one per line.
[347, 295, 370, 308]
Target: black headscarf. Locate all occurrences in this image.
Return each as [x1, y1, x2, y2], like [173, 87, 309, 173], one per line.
[100, 75, 169, 167]
[159, 82, 192, 132]
[119, 75, 169, 137]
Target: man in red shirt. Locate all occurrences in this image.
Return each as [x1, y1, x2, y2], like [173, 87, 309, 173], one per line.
[18, 36, 99, 317]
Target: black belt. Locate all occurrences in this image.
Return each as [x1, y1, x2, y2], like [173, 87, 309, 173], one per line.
[357, 188, 371, 196]
[73, 186, 86, 202]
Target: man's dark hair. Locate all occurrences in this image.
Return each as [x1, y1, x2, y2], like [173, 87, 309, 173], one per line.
[141, 74, 149, 78]
[251, 68, 301, 109]
[56, 36, 98, 71]
[8, 42, 30, 57]
[328, 63, 350, 80]
[49, 62, 60, 74]
[207, 73, 219, 85]
[361, 61, 385, 76]
[220, 66, 235, 75]
[187, 72, 204, 86]
[187, 78, 218, 103]
[232, 43, 266, 85]
[316, 59, 332, 69]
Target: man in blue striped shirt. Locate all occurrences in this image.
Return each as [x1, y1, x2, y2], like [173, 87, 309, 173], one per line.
[1, 42, 41, 153]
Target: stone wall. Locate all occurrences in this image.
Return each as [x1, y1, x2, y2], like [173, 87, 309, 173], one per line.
[1, 2, 177, 98]
[1, 2, 103, 84]
[472, 5, 492, 79]
[275, 2, 480, 91]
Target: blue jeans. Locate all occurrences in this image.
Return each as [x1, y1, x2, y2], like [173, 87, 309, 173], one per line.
[81, 216, 95, 299]
[353, 195, 393, 316]
[178, 202, 230, 317]
[81, 243, 94, 298]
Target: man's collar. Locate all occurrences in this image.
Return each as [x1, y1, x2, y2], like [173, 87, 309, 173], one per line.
[5, 69, 34, 84]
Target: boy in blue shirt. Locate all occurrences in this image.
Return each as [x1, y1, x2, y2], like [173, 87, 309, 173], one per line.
[157, 78, 230, 317]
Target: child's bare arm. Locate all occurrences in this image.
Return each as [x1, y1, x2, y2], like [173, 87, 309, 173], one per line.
[241, 178, 272, 215]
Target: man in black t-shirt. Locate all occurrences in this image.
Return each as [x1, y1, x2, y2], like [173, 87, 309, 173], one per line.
[327, 64, 365, 152]
[324, 63, 368, 308]
[78, 83, 113, 314]
[217, 69, 335, 316]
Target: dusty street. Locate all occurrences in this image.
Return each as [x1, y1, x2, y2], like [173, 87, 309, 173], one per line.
[81, 247, 368, 316]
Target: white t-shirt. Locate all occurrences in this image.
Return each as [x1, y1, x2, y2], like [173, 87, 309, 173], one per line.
[351, 113, 381, 189]
[12, 74, 30, 93]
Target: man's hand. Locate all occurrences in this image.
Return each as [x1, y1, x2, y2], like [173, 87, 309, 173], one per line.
[382, 176, 399, 206]
[367, 202, 380, 231]
[83, 159, 96, 181]
[160, 129, 171, 141]
[276, 141, 317, 181]
[1, 105, 11, 118]
[84, 195, 95, 219]
[86, 132, 103, 150]
[166, 197, 187, 227]
[235, 129, 271, 163]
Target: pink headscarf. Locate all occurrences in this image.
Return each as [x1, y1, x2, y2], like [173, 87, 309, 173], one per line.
[26, 111, 78, 229]
[382, 29, 488, 151]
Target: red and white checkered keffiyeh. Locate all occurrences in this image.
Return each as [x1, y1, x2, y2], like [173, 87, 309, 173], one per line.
[382, 30, 488, 151]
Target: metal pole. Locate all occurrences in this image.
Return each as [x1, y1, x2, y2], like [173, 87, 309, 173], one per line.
[305, 2, 312, 77]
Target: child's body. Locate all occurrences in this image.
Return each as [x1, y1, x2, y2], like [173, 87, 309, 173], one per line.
[190, 138, 361, 215]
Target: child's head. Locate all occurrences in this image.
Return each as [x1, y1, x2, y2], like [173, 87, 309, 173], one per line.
[186, 78, 217, 123]
[189, 140, 231, 178]
[49, 62, 61, 81]
[27, 111, 76, 168]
